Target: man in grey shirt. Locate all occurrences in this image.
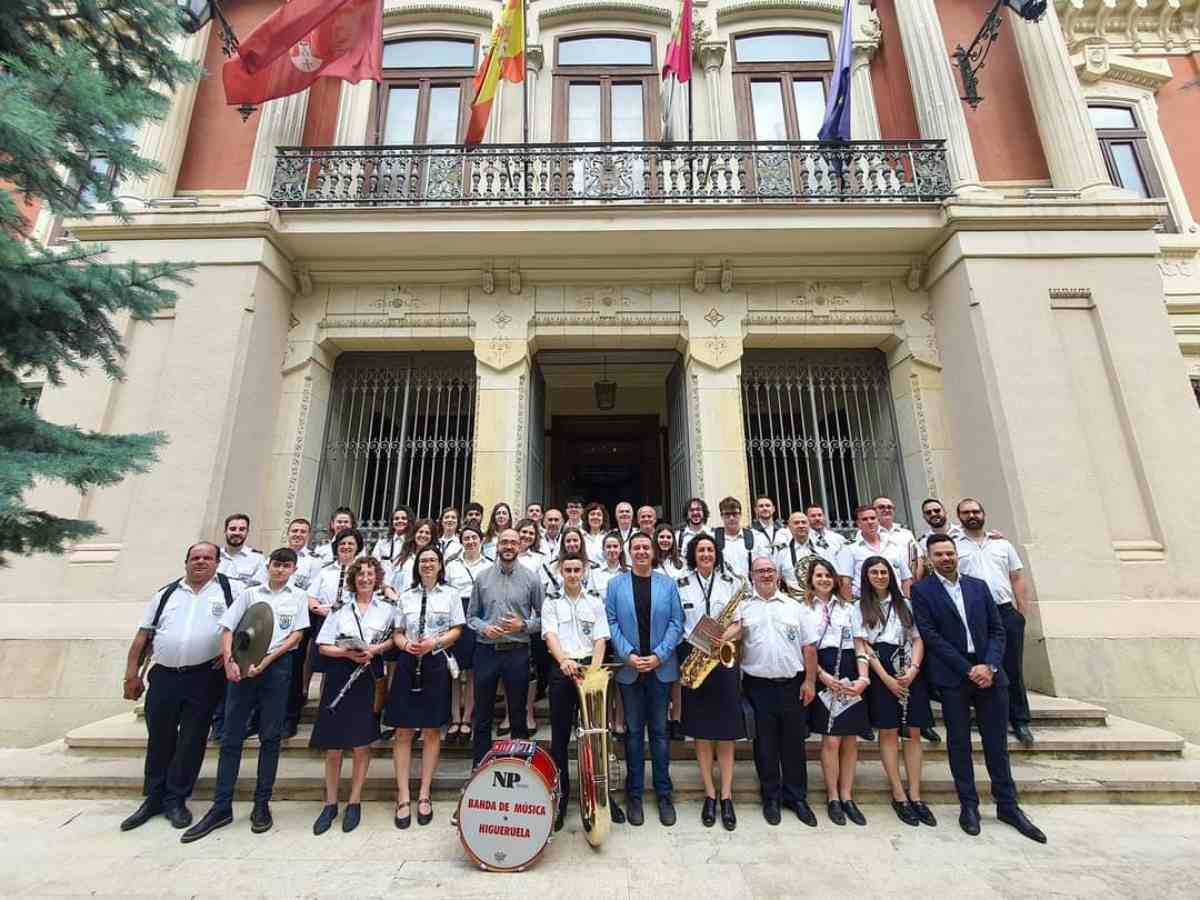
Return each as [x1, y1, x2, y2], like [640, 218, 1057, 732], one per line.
[467, 528, 544, 766]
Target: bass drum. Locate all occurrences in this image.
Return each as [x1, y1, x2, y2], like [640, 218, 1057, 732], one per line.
[458, 740, 560, 872]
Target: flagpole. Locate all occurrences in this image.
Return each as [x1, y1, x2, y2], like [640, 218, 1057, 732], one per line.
[687, 78, 693, 144]
[522, 0, 529, 203]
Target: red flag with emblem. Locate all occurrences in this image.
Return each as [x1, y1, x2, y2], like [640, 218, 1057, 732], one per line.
[223, 0, 382, 108]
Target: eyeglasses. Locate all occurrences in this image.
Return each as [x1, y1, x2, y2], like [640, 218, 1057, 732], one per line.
[752, 568, 776, 576]
[875, 504, 895, 511]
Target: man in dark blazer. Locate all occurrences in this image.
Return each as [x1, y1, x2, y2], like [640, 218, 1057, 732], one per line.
[605, 532, 685, 827]
[911, 533, 1046, 843]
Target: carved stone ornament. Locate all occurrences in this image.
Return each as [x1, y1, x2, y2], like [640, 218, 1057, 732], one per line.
[909, 370, 938, 498]
[382, 0, 493, 27]
[690, 334, 741, 369]
[743, 310, 903, 327]
[1159, 255, 1197, 279]
[906, 261, 926, 293]
[1073, 41, 1174, 91]
[538, 0, 671, 28]
[717, 0, 844, 27]
[481, 262, 495, 296]
[371, 285, 422, 312]
[790, 281, 857, 316]
[693, 261, 707, 293]
[720, 260, 733, 293]
[293, 263, 313, 297]
[476, 338, 526, 372]
[508, 262, 522, 296]
[1056, 0, 1200, 56]
[281, 374, 314, 534]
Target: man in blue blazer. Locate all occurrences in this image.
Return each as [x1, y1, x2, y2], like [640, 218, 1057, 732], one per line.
[912, 533, 1045, 843]
[605, 532, 685, 827]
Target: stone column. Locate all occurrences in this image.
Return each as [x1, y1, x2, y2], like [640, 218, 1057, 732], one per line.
[893, 0, 987, 193]
[852, 0, 882, 141]
[526, 44, 544, 142]
[245, 90, 310, 201]
[1009, 4, 1121, 197]
[697, 42, 727, 140]
[472, 349, 530, 509]
[121, 24, 211, 203]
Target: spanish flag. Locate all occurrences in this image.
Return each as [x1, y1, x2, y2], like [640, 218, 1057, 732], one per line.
[465, 0, 525, 145]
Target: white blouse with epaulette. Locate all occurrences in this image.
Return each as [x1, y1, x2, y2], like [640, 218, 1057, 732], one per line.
[316, 593, 395, 645]
[445, 555, 493, 600]
[395, 583, 466, 642]
[676, 569, 743, 636]
[309, 562, 351, 614]
[814, 598, 867, 650]
[861, 599, 921, 647]
[541, 588, 610, 659]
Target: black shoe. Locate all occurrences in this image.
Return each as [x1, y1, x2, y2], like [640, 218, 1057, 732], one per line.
[180, 806, 232, 844]
[720, 798, 737, 832]
[282, 721, 299, 739]
[912, 800, 937, 827]
[921, 726, 942, 743]
[997, 805, 1047, 844]
[860, 728, 876, 742]
[1013, 723, 1035, 747]
[657, 794, 676, 827]
[627, 796, 644, 826]
[417, 798, 433, 826]
[826, 800, 846, 826]
[380, 728, 396, 742]
[121, 798, 164, 832]
[763, 800, 781, 826]
[342, 802, 362, 832]
[892, 800, 919, 827]
[701, 796, 717, 828]
[554, 805, 566, 832]
[668, 720, 683, 741]
[959, 804, 981, 836]
[250, 801, 272, 834]
[313, 804, 338, 835]
[609, 795, 626, 824]
[165, 804, 192, 830]
[841, 799, 867, 826]
[784, 799, 818, 827]
[394, 801, 411, 830]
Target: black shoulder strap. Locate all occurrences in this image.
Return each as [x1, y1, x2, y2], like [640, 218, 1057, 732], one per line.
[217, 573, 235, 607]
[742, 528, 754, 551]
[713, 529, 724, 550]
[151, 579, 183, 628]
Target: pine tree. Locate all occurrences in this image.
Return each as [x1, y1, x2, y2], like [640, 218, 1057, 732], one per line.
[0, 1, 201, 563]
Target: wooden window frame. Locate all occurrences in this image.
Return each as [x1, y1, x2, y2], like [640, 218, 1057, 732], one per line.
[551, 32, 660, 143]
[1088, 102, 1176, 232]
[373, 34, 479, 145]
[730, 29, 833, 141]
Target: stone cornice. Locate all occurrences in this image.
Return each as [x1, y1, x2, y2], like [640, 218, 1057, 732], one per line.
[716, 0, 843, 27]
[1056, 0, 1200, 56]
[1073, 42, 1175, 91]
[538, 0, 671, 28]
[383, 1, 494, 27]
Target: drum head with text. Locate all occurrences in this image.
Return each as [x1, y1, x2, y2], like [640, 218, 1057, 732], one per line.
[459, 759, 556, 871]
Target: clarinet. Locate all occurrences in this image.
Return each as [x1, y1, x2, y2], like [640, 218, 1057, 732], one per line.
[891, 633, 912, 735]
[327, 625, 388, 712]
[411, 586, 428, 693]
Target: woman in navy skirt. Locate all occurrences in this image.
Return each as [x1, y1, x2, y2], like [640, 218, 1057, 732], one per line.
[807, 559, 871, 826]
[310, 556, 395, 835]
[384, 545, 464, 828]
[860, 556, 937, 828]
[445, 525, 491, 745]
[677, 534, 746, 830]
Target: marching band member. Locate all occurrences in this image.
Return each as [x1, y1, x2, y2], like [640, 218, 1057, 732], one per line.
[515, 517, 549, 734]
[387, 518, 435, 594]
[582, 503, 611, 563]
[314, 507, 357, 564]
[305, 529, 364, 725]
[613, 501, 636, 547]
[437, 507, 463, 562]
[515, 518, 545, 572]
[591, 531, 629, 736]
[564, 497, 585, 531]
[463, 501, 485, 530]
[805, 504, 846, 559]
[541, 551, 610, 832]
[183, 548, 309, 843]
[810, 560, 871, 826]
[385, 546, 464, 828]
[714, 496, 772, 578]
[775, 511, 824, 596]
[540, 528, 592, 594]
[217, 513, 265, 588]
[837, 504, 913, 601]
[371, 506, 412, 572]
[677, 534, 745, 830]
[860, 557, 936, 828]
[751, 495, 786, 549]
[675, 497, 710, 556]
[635, 505, 658, 539]
[540, 508, 564, 560]
[310, 556, 395, 835]
[873, 496, 918, 571]
[652, 524, 687, 581]
[605, 532, 685, 827]
[446, 525, 491, 745]
[739, 554, 819, 827]
[482, 502, 513, 558]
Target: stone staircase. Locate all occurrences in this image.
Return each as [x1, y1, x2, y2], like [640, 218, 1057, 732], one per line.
[2, 692, 1197, 804]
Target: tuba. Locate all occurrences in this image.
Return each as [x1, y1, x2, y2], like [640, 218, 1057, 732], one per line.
[679, 578, 749, 690]
[574, 662, 612, 847]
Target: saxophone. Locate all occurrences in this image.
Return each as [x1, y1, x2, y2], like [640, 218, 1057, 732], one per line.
[679, 578, 748, 690]
[574, 662, 612, 847]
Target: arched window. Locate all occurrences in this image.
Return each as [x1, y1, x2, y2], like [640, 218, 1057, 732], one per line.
[376, 37, 478, 145]
[731, 30, 833, 141]
[553, 34, 658, 143]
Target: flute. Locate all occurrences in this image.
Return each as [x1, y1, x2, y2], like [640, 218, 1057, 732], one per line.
[411, 587, 428, 693]
[327, 626, 388, 712]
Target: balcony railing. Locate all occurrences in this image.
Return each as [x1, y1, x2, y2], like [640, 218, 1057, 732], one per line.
[269, 140, 951, 208]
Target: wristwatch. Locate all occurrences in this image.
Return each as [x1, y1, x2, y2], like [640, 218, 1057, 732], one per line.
[988, 664, 999, 674]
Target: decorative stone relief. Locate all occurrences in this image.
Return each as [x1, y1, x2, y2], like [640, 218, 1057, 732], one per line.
[492, 308, 513, 330]
[293, 264, 313, 297]
[689, 372, 706, 497]
[691, 335, 740, 369]
[530, 312, 686, 327]
[717, 0, 843, 27]
[370, 285, 422, 312]
[704, 306, 725, 327]
[1073, 42, 1174, 90]
[908, 370, 938, 498]
[743, 310, 903, 327]
[514, 372, 527, 505]
[789, 282, 853, 317]
[476, 338, 526, 372]
[1056, 0, 1200, 55]
[571, 284, 651, 313]
[538, 0, 671, 27]
[317, 313, 471, 330]
[281, 374, 314, 535]
[1160, 256, 1196, 279]
[382, 0, 493, 27]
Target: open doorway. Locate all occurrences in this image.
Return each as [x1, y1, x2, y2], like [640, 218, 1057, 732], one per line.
[551, 415, 662, 513]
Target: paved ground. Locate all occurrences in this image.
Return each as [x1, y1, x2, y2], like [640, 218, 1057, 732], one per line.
[2, 800, 1195, 898]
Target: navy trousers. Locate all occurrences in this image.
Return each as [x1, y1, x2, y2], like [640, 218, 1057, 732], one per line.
[472, 643, 531, 766]
[940, 675, 1018, 809]
[143, 663, 225, 808]
[212, 655, 292, 809]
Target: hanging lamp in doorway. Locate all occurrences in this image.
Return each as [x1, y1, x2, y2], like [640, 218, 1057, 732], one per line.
[594, 356, 617, 411]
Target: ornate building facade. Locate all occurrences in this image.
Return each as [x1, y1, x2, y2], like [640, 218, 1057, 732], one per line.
[3, 0, 1200, 746]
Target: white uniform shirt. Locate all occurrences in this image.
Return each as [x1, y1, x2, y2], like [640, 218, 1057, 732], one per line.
[676, 525, 709, 557]
[808, 527, 847, 559]
[220, 583, 310, 655]
[446, 555, 493, 603]
[917, 526, 964, 565]
[316, 594, 396, 646]
[309, 562, 352, 615]
[539, 532, 563, 563]
[387, 556, 418, 594]
[880, 523, 917, 566]
[218, 545, 266, 588]
[813, 599, 867, 650]
[716, 528, 773, 579]
[860, 598, 921, 647]
[541, 588, 610, 658]
[438, 534, 464, 562]
[518, 549, 545, 573]
[752, 519, 787, 550]
[739, 591, 820, 679]
[836, 535, 913, 598]
[582, 532, 608, 565]
[371, 534, 407, 570]
[251, 548, 323, 594]
[653, 558, 687, 581]
[936, 573, 974, 653]
[955, 535, 1022, 606]
[139, 577, 234, 668]
[591, 564, 626, 602]
[774, 538, 829, 591]
[394, 583, 466, 642]
[676, 570, 743, 637]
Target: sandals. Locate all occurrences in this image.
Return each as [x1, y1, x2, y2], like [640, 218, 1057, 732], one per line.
[459, 723, 473, 744]
[447, 722, 462, 741]
[394, 800, 411, 830]
[417, 797, 433, 826]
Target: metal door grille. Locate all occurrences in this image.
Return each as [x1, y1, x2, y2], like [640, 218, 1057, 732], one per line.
[666, 358, 693, 519]
[740, 351, 910, 531]
[525, 361, 546, 509]
[313, 352, 477, 544]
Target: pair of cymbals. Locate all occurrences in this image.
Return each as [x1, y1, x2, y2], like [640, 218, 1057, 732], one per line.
[232, 603, 275, 672]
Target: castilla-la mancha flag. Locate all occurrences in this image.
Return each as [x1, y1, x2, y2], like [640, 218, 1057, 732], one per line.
[465, 0, 525, 146]
[223, 0, 382, 108]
